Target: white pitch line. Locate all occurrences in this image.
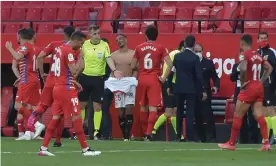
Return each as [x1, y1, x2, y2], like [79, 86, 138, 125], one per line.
[1, 148, 260, 154]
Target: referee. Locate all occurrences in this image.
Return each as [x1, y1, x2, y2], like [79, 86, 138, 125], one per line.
[79, 25, 122, 140]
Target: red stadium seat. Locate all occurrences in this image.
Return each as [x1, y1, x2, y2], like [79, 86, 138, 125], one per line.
[241, 1, 260, 9]
[57, 7, 73, 21]
[126, 7, 142, 19]
[42, 8, 58, 20]
[1, 1, 13, 8]
[1, 7, 11, 20]
[99, 2, 121, 33]
[193, 6, 210, 20]
[216, 2, 241, 33]
[192, 21, 208, 33]
[261, 21, 276, 33]
[73, 8, 89, 27]
[176, 1, 200, 8]
[262, 7, 276, 19]
[1, 23, 5, 33]
[174, 8, 193, 33]
[3, 23, 21, 33]
[259, 1, 276, 7]
[123, 21, 140, 33]
[1, 87, 13, 127]
[26, 8, 42, 21]
[143, 7, 159, 19]
[37, 23, 54, 33]
[13, 1, 29, 6]
[200, 1, 216, 7]
[209, 6, 224, 28]
[244, 7, 262, 33]
[10, 8, 26, 20]
[159, 1, 177, 7]
[28, 1, 44, 7]
[75, 1, 103, 10]
[140, 7, 159, 33]
[43, 1, 59, 7]
[158, 22, 174, 33]
[159, 7, 176, 19]
[59, 1, 76, 7]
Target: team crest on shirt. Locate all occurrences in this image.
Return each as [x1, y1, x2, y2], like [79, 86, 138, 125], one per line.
[20, 46, 27, 52]
[97, 52, 103, 59]
[68, 53, 74, 61]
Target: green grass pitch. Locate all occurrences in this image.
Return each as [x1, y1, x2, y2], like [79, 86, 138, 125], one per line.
[1, 137, 275, 166]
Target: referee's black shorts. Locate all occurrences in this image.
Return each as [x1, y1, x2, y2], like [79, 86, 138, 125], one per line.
[78, 73, 104, 103]
[162, 83, 177, 108]
[263, 85, 276, 107]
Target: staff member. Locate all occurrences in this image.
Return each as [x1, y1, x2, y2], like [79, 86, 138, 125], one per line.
[171, 35, 206, 142]
[79, 25, 122, 140]
[257, 31, 276, 144]
[193, 43, 220, 143]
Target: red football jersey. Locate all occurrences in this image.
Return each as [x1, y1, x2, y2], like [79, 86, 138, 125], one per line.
[243, 50, 264, 82]
[43, 40, 65, 77]
[133, 41, 168, 76]
[17, 42, 40, 84]
[54, 45, 80, 89]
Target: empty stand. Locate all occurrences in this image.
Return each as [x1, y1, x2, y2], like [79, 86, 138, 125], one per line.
[28, 1, 44, 7]
[1, 7, 11, 20]
[140, 7, 159, 33]
[3, 23, 21, 33]
[56, 8, 73, 27]
[43, 1, 59, 7]
[158, 7, 176, 33]
[159, 1, 177, 7]
[100, 2, 121, 33]
[10, 8, 26, 20]
[1, 1, 13, 8]
[262, 7, 276, 19]
[244, 7, 262, 33]
[261, 21, 276, 33]
[241, 1, 260, 9]
[75, 1, 103, 10]
[37, 23, 54, 33]
[192, 7, 210, 32]
[41, 8, 58, 20]
[59, 1, 76, 7]
[176, 1, 200, 8]
[259, 1, 276, 7]
[209, 6, 224, 28]
[13, 1, 29, 6]
[26, 8, 42, 21]
[123, 7, 142, 33]
[73, 8, 89, 27]
[174, 8, 193, 33]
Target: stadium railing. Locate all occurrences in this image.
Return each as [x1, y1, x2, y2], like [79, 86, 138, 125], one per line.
[2, 18, 276, 33]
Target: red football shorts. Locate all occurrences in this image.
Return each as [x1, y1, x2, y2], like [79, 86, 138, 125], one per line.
[52, 85, 81, 119]
[16, 82, 41, 106]
[40, 77, 56, 107]
[138, 75, 163, 107]
[238, 81, 264, 104]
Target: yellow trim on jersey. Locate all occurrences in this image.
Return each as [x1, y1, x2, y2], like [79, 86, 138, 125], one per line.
[162, 49, 179, 83]
[82, 40, 111, 76]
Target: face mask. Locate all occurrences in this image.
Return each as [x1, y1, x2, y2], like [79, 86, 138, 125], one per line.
[196, 52, 203, 60]
[258, 40, 269, 48]
[239, 54, 244, 61]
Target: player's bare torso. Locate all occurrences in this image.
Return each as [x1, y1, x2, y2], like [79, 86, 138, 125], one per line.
[111, 49, 134, 77]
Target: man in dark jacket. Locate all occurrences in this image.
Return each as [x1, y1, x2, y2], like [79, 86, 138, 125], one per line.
[257, 32, 276, 144]
[193, 43, 220, 142]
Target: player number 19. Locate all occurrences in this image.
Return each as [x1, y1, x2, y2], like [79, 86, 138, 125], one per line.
[252, 64, 261, 80]
[144, 53, 153, 69]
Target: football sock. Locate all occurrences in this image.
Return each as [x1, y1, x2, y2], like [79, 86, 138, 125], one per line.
[17, 118, 25, 134]
[42, 119, 60, 148]
[229, 116, 242, 146]
[140, 111, 148, 135]
[81, 109, 85, 121]
[147, 112, 157, 135]
[73, 118, 88, 149]
[257, 116, 269, 144]
[119, 116, 126, 138]
[55, 117, 64, 144]
[265, 117, 272, 136]
[270, 116, 276, 138]
[35, 103, 48, 115]
[94, 111, 102, 136]
[125, 114, 133, 139]
[152, 113, 167, 134]
[170, 116, 177, 134]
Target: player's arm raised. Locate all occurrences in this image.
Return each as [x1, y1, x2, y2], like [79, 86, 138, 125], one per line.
[261, 60, 273, 84]
[12, 59, 20, 79]
[5, 41, 24, 60]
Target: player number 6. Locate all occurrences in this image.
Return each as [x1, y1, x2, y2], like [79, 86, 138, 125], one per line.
[144, 53, 153, 69]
